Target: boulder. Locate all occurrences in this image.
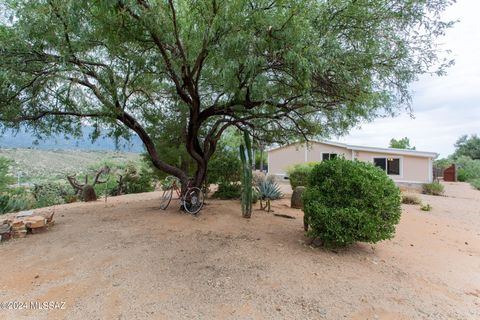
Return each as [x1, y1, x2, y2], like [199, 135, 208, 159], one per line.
[0, 223, 11, 234]
[25, 216, 46, 229]
[10, 219, 25, 229]
[12, 229, 27, 238]
[291, 186, 305, 209]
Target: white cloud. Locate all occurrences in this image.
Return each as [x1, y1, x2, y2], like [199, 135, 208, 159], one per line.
[337, 0, 480, 158]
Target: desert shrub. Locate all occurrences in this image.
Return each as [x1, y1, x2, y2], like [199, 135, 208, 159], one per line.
[286, 162, 318, 189]
[212, 183, 241, 199]
[207, 147, 241, 185]
[0, 189, 36, 214]
[401, 194, 422, 205]
[470, 178, 480, 190]
[119, 164, 155, 194]
[253, 172, 278, 187]
[457, 168, 467, 182]
[455, 156, 480, 181]
[422, 182, 444, 196]
[252, 171, 266, 186]
[33, 182, 73, 207]
[0, 157, 15, 192]
[303, 158, 401, 247]
[128, 166, 155, 193]
[420, 203, 432, 211]
[93, 176, 118, 196]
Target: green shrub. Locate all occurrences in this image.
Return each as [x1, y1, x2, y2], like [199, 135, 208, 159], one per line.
[287, 162, 318, 189]
[0, 190, 36, 214]
[213, 183, 241, 199]
[0, 157, 15, 192]
[455, 156, 480, 181]
[470, 178, 480, 190]
[33, 182, 73, 207]
[207, 147, 242, 185]
[420, 203, 432, 211]
[303, 158, 401, 247]
[422, 182, 444, 196]
[401, 194, 422, 205]
[457, 168, 467, 182]
[122, 165, 155, 194]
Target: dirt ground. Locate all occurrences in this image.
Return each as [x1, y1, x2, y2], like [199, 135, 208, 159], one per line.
[0, 182, 479, 320]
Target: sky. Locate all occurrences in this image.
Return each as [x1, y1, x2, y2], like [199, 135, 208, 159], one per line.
[335, 0, 480, 158]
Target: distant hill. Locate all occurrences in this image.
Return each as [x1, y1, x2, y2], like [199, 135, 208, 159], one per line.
[0, 148, 141, 184]
[0, 127, 144, 152]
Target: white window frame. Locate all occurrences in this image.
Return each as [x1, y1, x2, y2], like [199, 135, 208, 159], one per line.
[372, 156, 403, 178]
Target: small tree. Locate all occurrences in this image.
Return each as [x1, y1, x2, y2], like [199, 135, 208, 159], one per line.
[389, 137, 416, 150]
[453, 135, 480, 160]
[303, 158, 401, 247]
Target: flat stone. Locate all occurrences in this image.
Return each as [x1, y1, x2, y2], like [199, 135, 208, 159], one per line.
[15, 210, 35, 218]
[25, 216, 46, 229]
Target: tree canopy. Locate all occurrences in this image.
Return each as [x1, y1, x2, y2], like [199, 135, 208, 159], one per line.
[389, 137, 416, 150]
[0, 0, 453, 188]
[453, 134, 480, 160]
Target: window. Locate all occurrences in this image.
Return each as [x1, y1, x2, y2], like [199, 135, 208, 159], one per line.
[322, 153, 337, 161]
[373, 157, 401, 175]
[374, 158, 386, 170]
[387, 158, 400, 175]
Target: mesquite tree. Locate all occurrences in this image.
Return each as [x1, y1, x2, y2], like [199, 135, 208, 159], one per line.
[0, 0, 453, 193]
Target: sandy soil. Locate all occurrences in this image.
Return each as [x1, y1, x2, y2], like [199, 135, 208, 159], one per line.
[0, 182, 479, 320]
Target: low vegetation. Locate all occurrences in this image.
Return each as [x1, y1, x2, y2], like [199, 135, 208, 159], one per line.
[402, 194, 422, 205]
[0, 152, 154, 215]
[212, 183, 241, 200]
[286, 162, 318, 189]
[303, 158, 401, 247]
[255, 178, 283, 212]
[470, 178, 480, 190]
[420, 203, 433, 211]
[422, 182, 445, 196]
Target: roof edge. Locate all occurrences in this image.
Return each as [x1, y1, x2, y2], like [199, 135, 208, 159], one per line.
[267, 140, 439, 158]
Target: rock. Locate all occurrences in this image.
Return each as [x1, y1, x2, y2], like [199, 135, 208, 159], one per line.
[291, 186, 305, 209]
[12, 230, 27, 238]
[25, 216, 46, 229]
[0, 223, 11, 234]
[10, 219, 25, 228]
[15, 210, 35, 218]
[0, 232, 11, 241]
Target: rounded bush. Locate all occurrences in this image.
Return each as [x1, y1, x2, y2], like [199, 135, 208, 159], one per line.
[287, 162, 317, 189]
[303, 158, 401, 247]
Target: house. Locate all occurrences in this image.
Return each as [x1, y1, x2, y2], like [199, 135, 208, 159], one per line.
[267, 140, 439, 185]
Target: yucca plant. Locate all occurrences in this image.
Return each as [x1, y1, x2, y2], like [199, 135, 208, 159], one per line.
[256, 180, 283, 212]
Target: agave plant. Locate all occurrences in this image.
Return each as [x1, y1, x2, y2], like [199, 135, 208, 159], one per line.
[255, 180, 283, 212]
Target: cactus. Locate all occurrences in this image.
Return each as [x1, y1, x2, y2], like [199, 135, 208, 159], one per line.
[239, 131, 253, 218]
